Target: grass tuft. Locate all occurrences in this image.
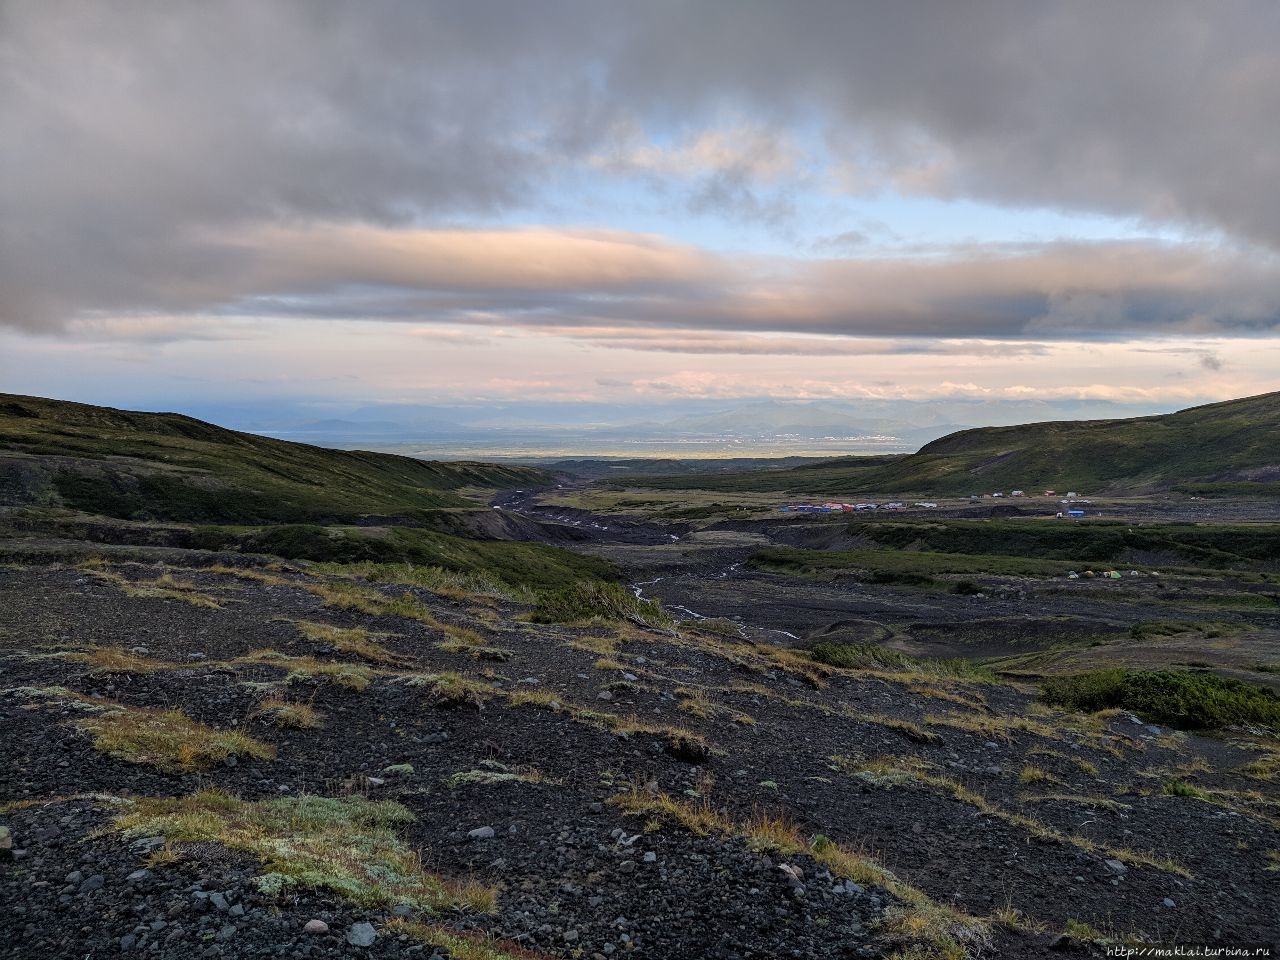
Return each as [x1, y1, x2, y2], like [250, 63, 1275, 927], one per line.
[255, 696, 322, 729]
[293, 621, 400, 664]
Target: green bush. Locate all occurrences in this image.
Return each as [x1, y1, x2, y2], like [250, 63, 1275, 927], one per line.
[810, 642, 990, 680]
[1041, 668, 1280, 731]
[529, 582, 672, 628]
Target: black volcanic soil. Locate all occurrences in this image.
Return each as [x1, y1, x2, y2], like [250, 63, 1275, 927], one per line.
[3, 557, 1279, 959]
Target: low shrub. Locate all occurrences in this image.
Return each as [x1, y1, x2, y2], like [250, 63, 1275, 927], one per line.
[528, 582, 672, 629]
[1041, 668, 1280, 731]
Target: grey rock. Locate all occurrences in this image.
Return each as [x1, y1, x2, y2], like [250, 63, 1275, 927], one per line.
[303, 919, 329, 935]
[1104, 859, 1128, 875]
[347, 922, 377, 947]
[65, 870, 83, 884]
[468, 826, 496, 841]
[215, 923, 236, 941]
[597, 690, 614, 701]
[120, 934, 137, 950]
[127, 869, 151, 882]
[78, 874, 105, 894]
[642, 852, 657, 863]
[209, 892, 229, 912]
[563, 930, 579, 943]
[618, 860, 636, 873]
[1163, 898, 1176, 908]
[391, 904, 414, 917]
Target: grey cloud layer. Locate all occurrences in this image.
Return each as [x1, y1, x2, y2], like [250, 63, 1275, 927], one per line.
[3, 1, 1278, 336]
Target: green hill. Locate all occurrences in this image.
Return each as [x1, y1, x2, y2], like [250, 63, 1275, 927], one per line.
[0, 394, 615, 590]
[0, 394, 546, 523]
[625, 391, 1280, 496]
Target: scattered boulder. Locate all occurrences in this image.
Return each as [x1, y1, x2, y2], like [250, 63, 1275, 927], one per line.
[346, 922, 377, 947]
[468, 826, 496, 841]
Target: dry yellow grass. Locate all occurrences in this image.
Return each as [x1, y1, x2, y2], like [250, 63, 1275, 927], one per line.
[238, 650, 376, 691]
[386, 920, 552, 959]
[10, 687, 275, 773]
[610, 788, 989, 959]
[292, 621, 401, 664]
[833, 756, 1190, 877]
[82, 567, 222, 609]
[255, 696, 323, 729]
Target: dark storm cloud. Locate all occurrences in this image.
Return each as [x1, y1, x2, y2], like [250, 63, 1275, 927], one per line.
[3, 1, 1279, 337]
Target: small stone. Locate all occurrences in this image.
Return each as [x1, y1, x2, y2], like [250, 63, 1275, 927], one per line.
[597, 691, 614, 701]
[65, 870, 83, 884]
[518, 677, 540, 685]
[228, 905, 244, 918]
[347, 921, 377, 947]
[468, 826, 496, 841]
[618, 860, 636, 873]
[1162, 898, 1176, 908]
[303, 919, 329, 935]
[366, 777, 385, 787]
[642, 852, 657, 863]
[621, 673, 638, 682]
[563, 930, 579, 943]
[391, 904, 414, 917]
[127, 869, 151, 883]
[209, 892, 229, 912]
[120, 934, 137, 950]
[215, 923, 236, 941]
[1103, 859, 1128, 875]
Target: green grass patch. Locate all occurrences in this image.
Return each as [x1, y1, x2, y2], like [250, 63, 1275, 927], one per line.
[529, 581, 673, 629]
[110, 791, 495, 912]
[1041, 669, 1280, 731]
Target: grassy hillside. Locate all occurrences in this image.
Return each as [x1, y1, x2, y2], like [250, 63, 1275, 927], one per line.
[0, 394, 614, 590]
[624, 391, 1280, 495]
[0, 393, 547, 523]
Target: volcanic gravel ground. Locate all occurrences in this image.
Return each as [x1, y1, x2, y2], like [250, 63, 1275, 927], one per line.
[2, 560, 1279, 959]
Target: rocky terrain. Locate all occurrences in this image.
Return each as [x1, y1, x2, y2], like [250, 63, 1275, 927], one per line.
[3, 553, 1279, 959]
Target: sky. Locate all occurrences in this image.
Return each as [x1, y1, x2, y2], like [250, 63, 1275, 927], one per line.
[2, 1, 1279, 429]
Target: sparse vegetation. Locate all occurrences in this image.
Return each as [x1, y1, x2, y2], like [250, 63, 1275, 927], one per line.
[111, 791, 495, 911]
[8, 688, 276, 773]
[292, 621, 401, 664]
[611, 789, 990, 959]
[386, 921, 551, 960]
[240, 650, 376, 691]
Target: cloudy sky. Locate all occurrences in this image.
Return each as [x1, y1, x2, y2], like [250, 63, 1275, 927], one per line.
[2, 1, 1278, 425]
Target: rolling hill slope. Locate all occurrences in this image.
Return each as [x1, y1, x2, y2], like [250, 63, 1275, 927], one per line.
[626, 390, 1280, 495]
[0, 394, 547, 523]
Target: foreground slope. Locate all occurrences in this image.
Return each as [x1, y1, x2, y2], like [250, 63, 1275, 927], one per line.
[2, 557, 1277, 958]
